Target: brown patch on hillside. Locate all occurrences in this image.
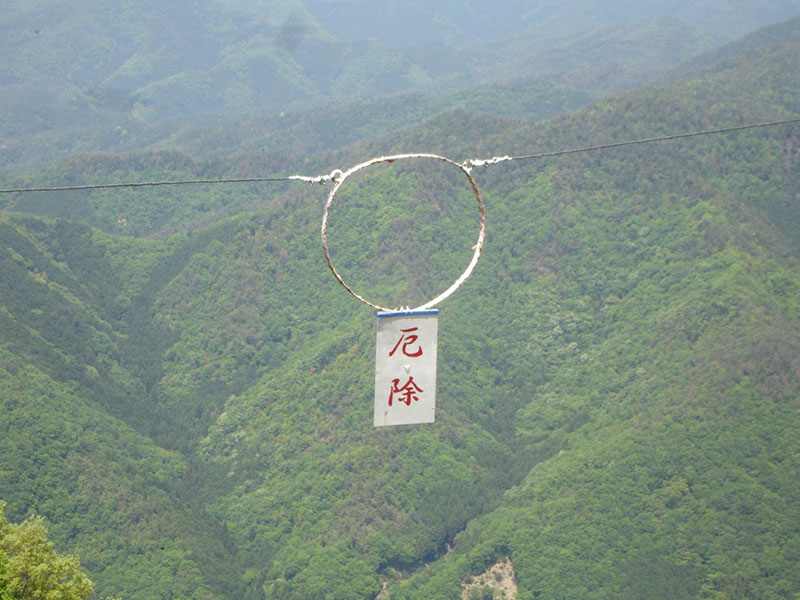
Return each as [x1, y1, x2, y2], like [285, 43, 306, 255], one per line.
[461, 556, 517, 599]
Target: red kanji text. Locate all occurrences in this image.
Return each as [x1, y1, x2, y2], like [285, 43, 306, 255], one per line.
[388, 377, 423, 406]
[389, 327, 423, 357]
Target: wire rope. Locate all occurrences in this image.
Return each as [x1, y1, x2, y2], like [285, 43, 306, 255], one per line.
[1, 117, 798, 195]
[1, 115, 797, 310]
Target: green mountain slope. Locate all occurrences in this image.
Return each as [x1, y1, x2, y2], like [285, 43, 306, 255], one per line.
[0, 214, 260, 599]
[1, 15, 799, 600]
[389, 149, 800, 600]
[384, 18, 800, 600]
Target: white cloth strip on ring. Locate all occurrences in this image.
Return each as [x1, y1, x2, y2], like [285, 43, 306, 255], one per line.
[320, 153, 485, 312]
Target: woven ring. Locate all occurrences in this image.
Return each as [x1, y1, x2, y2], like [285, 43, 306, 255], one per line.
[321, 153, 485, 312]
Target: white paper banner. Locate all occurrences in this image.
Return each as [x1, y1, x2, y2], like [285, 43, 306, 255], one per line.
[374, 310, 439, 427]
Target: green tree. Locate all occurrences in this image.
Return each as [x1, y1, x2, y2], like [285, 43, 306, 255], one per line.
[1, 547, 12, 600]
[0, 502, 93, 600]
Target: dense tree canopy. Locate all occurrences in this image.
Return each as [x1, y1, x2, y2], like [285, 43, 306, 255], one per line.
[0, 503, 92, 600]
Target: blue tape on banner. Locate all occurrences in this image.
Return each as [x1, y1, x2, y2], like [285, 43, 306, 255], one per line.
[376, 309, 440, 318]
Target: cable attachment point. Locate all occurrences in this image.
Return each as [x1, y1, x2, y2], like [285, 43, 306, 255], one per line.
[463, 156, 513, 171]
[290, 168, 344, 185]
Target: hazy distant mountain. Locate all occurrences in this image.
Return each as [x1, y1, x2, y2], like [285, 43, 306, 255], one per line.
[303, 0, 800, 46]
[2, 0, 799, 175]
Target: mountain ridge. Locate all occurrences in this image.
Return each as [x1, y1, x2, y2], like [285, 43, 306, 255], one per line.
[3, 2, 799, 174]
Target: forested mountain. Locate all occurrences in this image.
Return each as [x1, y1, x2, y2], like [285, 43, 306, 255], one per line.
[3, 0, 800, 173]
[1, 13, 799, 600]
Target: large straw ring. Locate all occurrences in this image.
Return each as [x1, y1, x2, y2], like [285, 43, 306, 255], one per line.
[321, 153, 485, 312]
